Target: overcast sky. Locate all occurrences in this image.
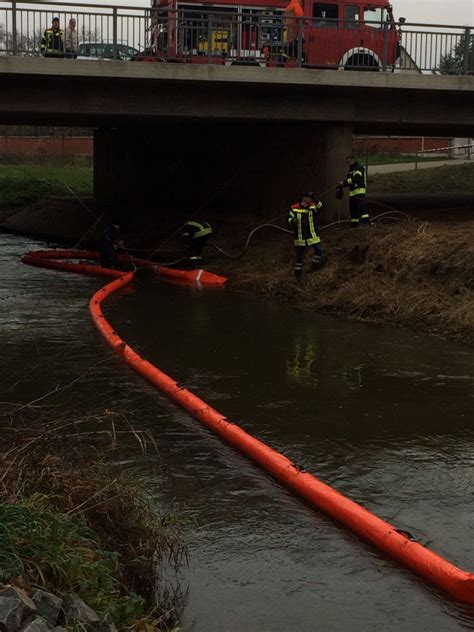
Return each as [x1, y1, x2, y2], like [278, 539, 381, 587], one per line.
[31, 0, 474, 26]
[391, 0, 473, 26]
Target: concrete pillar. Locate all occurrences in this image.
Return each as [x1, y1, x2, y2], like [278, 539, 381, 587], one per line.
[94, 122, 353, 223]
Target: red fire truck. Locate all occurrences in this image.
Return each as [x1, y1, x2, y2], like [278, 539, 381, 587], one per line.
[143, 0, 402, 70]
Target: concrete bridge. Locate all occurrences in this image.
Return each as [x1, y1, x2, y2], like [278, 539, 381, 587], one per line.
[1, 57, 473, 220]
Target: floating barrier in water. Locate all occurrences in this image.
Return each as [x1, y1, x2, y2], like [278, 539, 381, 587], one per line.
[22, 248, 474, 605]
[21, 250, 227, 286]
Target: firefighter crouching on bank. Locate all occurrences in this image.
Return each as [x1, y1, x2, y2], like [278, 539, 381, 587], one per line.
[98, 223, 125, 269]
[182, 221, 213, 268]
[338, 155, 370, 228]
[288, 192, 326, 281]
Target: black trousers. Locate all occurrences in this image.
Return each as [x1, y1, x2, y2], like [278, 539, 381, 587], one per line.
[186, 235, 210, 266]
[294, 243, 323, 271]
[349, 196, 369, 225]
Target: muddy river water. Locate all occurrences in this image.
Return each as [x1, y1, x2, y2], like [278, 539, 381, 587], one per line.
[2, 233, 474, 631]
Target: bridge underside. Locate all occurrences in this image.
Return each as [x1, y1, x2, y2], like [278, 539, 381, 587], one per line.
[1, 59, 473, 221]
[94, 122, 353, 222]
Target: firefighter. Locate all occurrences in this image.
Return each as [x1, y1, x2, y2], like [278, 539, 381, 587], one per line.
[98, 223, 124, 269]
[40, 17, 65, 58]
[340, 155, 370, 228]
[182, 220, 213, 269]
[288, 192, 325, 281]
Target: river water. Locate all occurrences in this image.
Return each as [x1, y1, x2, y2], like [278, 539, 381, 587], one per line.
[2, 232, 474, 631]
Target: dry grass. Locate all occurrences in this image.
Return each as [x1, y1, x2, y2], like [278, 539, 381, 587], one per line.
[210, 218, 474, 344]
[0, 406, 186, 630]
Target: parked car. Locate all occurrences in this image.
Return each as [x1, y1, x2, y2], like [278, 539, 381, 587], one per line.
[77, 43, 140, 60]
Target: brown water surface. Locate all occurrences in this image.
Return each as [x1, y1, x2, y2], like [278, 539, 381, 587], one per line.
[2, 233, 474, 631]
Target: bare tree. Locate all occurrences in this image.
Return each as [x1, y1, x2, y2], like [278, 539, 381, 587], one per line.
[80, 25, 102, 43]
[0, 23, 6, 51]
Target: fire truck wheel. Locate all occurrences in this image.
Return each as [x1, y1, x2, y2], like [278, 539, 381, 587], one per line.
[344, 53, 380, 72]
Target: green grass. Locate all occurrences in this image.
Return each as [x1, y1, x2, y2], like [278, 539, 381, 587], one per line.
[0, 502, 145, 628]
[368, 162, 474, 193]
[365, 153, 451, 166]
[0, 163, 93, 208]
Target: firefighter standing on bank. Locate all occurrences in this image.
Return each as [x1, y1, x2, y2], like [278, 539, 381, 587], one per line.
[182, 221, 213, 268]
[338, 155, 370, 227]
[288, 192, 325, 280]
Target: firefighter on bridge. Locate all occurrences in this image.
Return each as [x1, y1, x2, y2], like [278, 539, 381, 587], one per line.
[288, 192, 325, 281]
[338, 155, 370, 228]
[40, 17, 65, 58]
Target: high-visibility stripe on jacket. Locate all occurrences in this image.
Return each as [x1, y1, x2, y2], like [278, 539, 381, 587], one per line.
[40, 29, 64, 55]
[182, 221, 213, 239]
[288, 202, 322, 246]
[344, 162, 367, 197]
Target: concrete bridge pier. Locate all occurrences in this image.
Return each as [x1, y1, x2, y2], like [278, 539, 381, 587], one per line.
[94, 122, 353, 223]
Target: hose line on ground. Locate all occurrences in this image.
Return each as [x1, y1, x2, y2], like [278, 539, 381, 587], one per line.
[207, 209, 412, 260]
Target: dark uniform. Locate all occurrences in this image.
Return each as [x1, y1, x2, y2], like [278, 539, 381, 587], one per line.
[40, 23, 64, 58]
[98, 224, 122, 269]
[288, 194, 325, 280]
[342, 161, 370, 227]
[182, 221, 213, 268]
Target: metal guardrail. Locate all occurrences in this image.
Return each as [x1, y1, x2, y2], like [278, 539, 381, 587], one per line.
[0, 0, 472, 74]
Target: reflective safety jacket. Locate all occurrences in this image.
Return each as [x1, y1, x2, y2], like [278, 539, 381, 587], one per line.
[182, 221, 213, 241]
[40, 28, 64, 55]
[288, 201, 322, 246]
[343, 162, 367, 197]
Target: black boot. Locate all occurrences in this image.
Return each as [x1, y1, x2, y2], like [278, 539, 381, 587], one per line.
[310, 254, 327, 272]
[294, 268, 303, 281]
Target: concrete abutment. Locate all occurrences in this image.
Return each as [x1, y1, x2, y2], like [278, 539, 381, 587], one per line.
[94, 122, 353, 223]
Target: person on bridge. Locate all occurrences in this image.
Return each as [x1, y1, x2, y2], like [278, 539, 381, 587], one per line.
[98, 223, 125, 269]
[283, 0, 305, 61]
[339, 155, 370, 228]
[182, 221, 213, 269]
[288, 192, 326, 281]
[64, 18, 79, 58]
[40, 17, 65, 58]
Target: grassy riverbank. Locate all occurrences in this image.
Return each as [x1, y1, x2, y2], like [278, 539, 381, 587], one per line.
[211, 216, 474, 345]
[369, 162, 474, 193]
[366, 152, 446, 165]
[0, 163, 92, 213]
[0, 407, 185, 630]
[0, 161, 473, 345]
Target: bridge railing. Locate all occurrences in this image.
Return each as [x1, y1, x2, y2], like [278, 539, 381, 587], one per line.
[0, 1, 472, 75]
